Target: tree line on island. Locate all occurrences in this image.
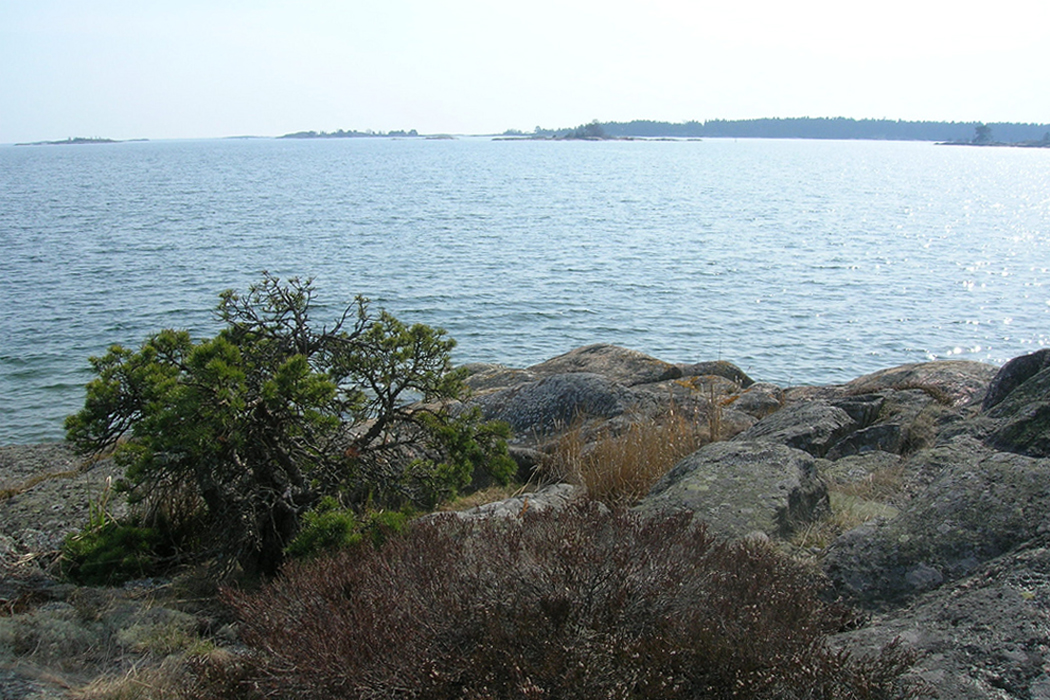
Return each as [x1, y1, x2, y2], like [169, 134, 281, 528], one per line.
[510, 117, 1050, 144]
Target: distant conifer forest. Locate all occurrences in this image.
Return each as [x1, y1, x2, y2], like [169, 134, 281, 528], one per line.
[520, 118, 1050, 143]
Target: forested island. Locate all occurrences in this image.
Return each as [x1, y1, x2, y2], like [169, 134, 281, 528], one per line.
[514, 117, 1050, 143]
[280, 128, 420, 139]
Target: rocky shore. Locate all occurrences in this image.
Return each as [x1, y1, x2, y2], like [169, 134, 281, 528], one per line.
[3, 343, 1050, 698]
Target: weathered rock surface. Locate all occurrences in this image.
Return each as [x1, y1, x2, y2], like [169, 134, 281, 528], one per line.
[731, 401, 856, 457]
[839, 360, 998, 407]
[438, 483, 583, 521]
[461, 363, 538, 395]
[676, 359, 754, 387]
[821, 450, 902, 488]
[723, 382, 784, 419]
[983, 365, 1050, 457]
[983, 348, 1050, 410]
[824, 437, 1050, 609]
[832, 535, 1050, 700]
[7, 347, 1050, 699]
[0, 444, 124, 554]
[784, 359, 998, 408]
[527, 344, 682, 386]
[636, 441, 830, 539]
[464, 345, 755, 447]
[471, 372, 644, 439]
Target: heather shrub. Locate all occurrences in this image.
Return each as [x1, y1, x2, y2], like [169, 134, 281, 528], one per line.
[227, 505, 921, 699]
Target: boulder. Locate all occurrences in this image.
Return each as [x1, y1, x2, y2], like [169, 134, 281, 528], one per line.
[676, 360, 754, 388]
[826, 393, 885, 426]
[983, 348, 1050, 410]
[823, 388, 941, 458]
[461, 363, 538, 395]
[437, 484, 583, 521]
[724, 382, 784, 419]
[983, 366, 1050, 458]
[823, 437, 1050, 610]
[832, 535, 1050, 699]
[731, 401, 856, 457]
[471, 372, 641, 440]
[826, 424, 903, 459]
[842, 360, 998, 407]
[636, 441, 829, 540]
[527, 344, 681, 386]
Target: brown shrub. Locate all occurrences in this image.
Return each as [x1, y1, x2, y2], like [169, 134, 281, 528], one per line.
[225, 505, 922, 699]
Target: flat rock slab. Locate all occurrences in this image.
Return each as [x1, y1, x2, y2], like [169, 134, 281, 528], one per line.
[1, 444, 124, 555]
[637, 441, 829, 539]
[461, 363, 538, 395]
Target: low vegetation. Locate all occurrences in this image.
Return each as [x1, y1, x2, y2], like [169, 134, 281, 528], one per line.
[32, 278, 937, 697]
[550, 407, 707, 506]
[63, 274, 515, 578]
[222, 505, 920, 699]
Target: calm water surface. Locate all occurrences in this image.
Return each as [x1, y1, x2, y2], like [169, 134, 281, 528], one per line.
[2, 137, 1049, 443]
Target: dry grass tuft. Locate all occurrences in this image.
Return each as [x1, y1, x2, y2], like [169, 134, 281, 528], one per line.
[792, 464, 907, 553]
[77, 649, 262, 700]
[437, 483, 528, 512]
[550, 407, 707, 507]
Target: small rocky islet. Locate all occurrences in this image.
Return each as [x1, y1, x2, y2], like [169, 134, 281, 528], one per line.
[4, 343, 1050, 698]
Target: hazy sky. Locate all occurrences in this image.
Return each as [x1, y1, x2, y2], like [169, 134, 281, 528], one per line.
[2, 0, 1048, 143]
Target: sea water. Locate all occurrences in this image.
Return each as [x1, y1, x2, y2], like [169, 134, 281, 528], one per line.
[1, 136, 1048, 444]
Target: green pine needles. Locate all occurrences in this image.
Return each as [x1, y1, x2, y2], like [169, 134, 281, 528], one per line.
[65, 274, 514, 577]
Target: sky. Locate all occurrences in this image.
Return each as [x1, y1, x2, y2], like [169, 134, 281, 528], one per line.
[1, 0, 1048, 143]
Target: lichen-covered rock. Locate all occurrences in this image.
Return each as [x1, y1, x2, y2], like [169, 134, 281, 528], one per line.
[821, 450, 903, 487]
[461, 363, 538, 395]
[636, 441, 829, 539]
[983, 366, 1050, 458]
[676, 360, 754, 388]
[732, 401, 856, 457]
[842, 360, 998, 407]
[724, 382, 784, 419]
[0, 444, 125, 555]
[527, 344, 682, 386]
[824, 437, 1050, 609]
[983, 349, 1050, 411]
[831, 535, 1050, 699]
[471, 372, 641, 439]
[435, 483, 583, 521]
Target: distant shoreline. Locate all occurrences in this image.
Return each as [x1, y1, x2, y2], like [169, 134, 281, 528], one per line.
[15, 136, 149, 146]
[937, 140, 1050, 149]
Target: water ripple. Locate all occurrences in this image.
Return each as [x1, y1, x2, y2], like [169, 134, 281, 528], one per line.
[1, 137, 1049, 442]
